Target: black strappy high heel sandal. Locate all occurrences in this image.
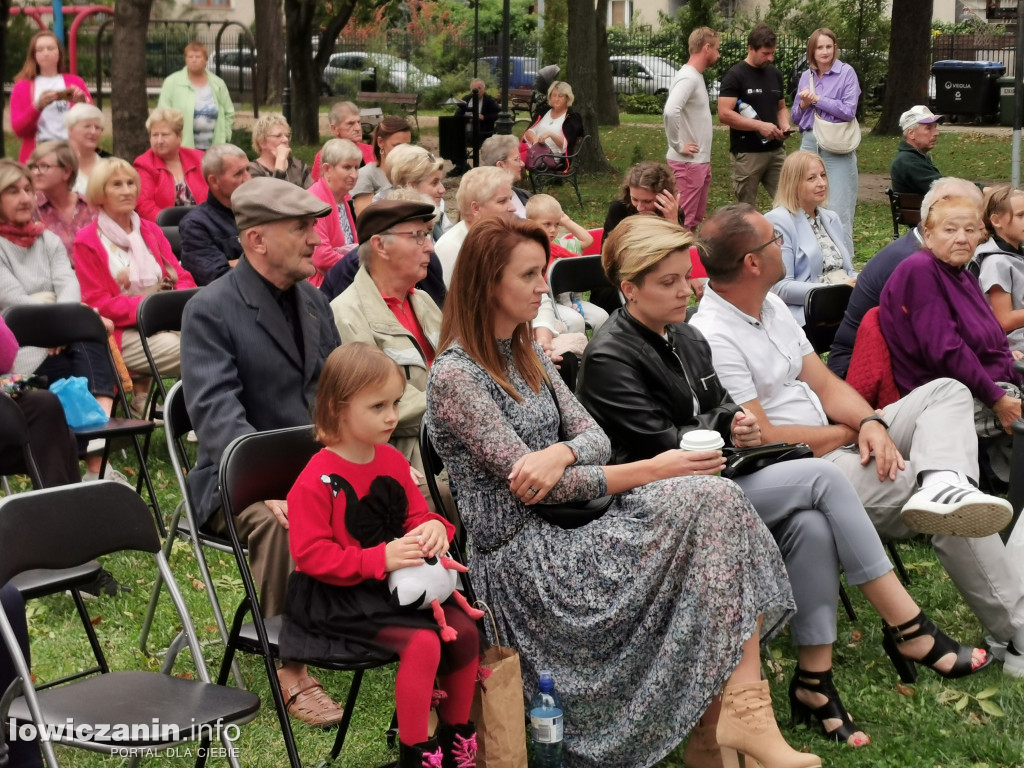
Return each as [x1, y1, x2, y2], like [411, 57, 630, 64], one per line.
[788, 668, 869, 747]
[881, 611, 992, 684]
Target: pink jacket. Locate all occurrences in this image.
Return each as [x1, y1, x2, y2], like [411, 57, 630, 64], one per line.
[308, 178, 355, 288]
[133, 147, 209, 221]
[72, 218, 197, 350]
[10, 75, 93, 163]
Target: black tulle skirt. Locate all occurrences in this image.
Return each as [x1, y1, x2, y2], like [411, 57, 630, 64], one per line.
[278, 571, 447, 663]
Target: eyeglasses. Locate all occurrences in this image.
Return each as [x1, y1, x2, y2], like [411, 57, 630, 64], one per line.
[28, 163, 59, 173]
[384, 229, 434, 245]
[266, 133, 291, 141]
[751, 228, 784, 252]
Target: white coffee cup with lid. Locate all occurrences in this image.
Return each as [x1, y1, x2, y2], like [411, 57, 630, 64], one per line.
[679, 429, 725, 452]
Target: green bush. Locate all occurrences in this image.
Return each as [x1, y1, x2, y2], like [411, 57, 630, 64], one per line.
[618, 92, 667, 115]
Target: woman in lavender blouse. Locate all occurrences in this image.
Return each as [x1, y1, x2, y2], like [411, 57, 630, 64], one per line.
[791, 28, 861, 239]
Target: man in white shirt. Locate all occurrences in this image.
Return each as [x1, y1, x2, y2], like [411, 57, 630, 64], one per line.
[691, 203, 1024, 675]
[663, 27, 720, 231]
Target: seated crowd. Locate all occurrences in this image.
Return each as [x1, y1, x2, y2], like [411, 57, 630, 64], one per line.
[5, 30, 1024, 768]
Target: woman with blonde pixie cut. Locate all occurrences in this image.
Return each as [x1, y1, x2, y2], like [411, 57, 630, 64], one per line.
[976, 184, 1024, 353]
[765, 149, 856, 325]
[249, 113, 312, 188]
[74, 158, 196, 417]
[578, 213, 981, 754]
[133, 107, 208, 221]
[64, 103, 107, 194]
[383, 144, 452, 237]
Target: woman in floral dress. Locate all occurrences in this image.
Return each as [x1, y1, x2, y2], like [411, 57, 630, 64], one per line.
[425, 217, 819, 768]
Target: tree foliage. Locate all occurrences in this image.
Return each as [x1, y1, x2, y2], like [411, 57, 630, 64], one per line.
[541, 0, 568, 72]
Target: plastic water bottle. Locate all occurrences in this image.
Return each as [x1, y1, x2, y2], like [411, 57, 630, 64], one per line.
[737, 99, 769, 144]
[530, 671, 564, 768]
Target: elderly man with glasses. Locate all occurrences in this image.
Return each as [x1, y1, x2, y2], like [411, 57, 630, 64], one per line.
[330, 199, 448, 510]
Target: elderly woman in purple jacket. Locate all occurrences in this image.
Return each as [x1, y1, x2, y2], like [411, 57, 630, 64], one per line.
[791, 28, 860, 239]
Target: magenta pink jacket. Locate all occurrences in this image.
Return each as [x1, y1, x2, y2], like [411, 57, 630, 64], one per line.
[308, 178, 355, 288]
[72, 218, 197, 350]
[10, 75, 93, 163]
[133, 147, 209, 222]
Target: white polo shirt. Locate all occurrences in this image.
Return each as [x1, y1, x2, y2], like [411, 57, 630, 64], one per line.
[691, 286, 829, 427]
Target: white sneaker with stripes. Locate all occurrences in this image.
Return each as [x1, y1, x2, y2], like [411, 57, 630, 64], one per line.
[900, 481, 1012, 538]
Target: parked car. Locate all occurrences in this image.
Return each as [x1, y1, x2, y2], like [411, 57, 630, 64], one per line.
[208, 48, 333, 96]
[323, 52, 441, 94]
[477, 56, 540, 90]
[609, 55, 681, 95]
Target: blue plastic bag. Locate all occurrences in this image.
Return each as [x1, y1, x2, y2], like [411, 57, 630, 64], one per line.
[49, 376, 110, 429]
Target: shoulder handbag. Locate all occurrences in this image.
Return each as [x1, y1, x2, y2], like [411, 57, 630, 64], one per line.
[808, 75, 861, 155]
[721, 442, 813, 479]
[534, 377, 614, 529]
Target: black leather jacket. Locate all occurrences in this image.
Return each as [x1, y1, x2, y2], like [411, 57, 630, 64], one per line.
[577, 308, 741, 464]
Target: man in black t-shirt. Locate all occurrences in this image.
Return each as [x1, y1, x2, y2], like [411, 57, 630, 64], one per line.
[717, 23, 792, 205]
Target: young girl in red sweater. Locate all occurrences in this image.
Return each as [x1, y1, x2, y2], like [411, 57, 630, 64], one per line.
[281, 343, 479, 768]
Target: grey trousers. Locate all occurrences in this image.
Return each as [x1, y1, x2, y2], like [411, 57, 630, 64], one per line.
[736, 458, 892, 646]
[823, 377, 1024, 641]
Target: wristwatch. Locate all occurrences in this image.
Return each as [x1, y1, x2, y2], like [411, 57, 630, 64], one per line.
[859, 414, 889, 431]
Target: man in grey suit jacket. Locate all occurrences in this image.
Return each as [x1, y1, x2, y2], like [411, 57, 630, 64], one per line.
[181, 177, 346, 725]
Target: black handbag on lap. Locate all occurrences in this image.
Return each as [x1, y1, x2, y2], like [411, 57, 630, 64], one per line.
[721, 442, 813, 479]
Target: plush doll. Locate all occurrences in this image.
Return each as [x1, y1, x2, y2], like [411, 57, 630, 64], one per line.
[321, 472, 485, 641]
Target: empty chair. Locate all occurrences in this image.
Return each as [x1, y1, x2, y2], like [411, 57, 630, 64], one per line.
[0, 481, 261, 767]
[803, 283, 854, 356]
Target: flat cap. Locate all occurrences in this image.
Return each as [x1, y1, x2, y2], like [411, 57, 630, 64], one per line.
[357, 199, 437, 243]
[231, 177, 330, 230]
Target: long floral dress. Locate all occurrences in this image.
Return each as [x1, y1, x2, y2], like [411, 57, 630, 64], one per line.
[425, 340, 794, 768]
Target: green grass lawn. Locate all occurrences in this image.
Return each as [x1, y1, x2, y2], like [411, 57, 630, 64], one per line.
[4, 118, 1024, 767]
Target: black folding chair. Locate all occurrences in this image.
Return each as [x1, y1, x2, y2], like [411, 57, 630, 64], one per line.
[885, 188, 923, 241]
[803, 283, 854, 356]
[0, 394, 107, 689]
[216, 427, 398, 768]
[527, 134, 590, 208]
[547, 254, 617, 330]
[135, 288, 199, 420]
[138, 381, 244, 688]
[155, 205, 196, 228]
[3, 304, 163, 534]
[0, 482, 260, 768]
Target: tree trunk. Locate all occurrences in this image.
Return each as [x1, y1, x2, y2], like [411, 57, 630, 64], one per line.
[284, 0, 359, 146]
[593, 0, 619, 126]
[566, 0, 616, 173]
[873, 0, 933, 135]
[0, 0, 9, 158]
[254, 0, 285, 105]
[112, 0, 154, 159]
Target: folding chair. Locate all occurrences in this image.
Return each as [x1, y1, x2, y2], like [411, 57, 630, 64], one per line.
[0, 482, 261, 768]
[885, 188, 923, 241]
[155, 205, 196, 228]
[803, 283, 854, 356]
[547, 254, 617, 330]
[216, 427, 398, 768]
[0, 394, 108, 688]
[161, 225, 183, 260]
[419, 421, 473, 577]
[135, 289, 199, 421]
[528, 134, 590, 208]
[3, 304, 163, 535]
[138, 382, 244, 688]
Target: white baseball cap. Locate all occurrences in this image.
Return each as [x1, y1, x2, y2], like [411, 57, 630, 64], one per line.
[899, 105, 944, 132]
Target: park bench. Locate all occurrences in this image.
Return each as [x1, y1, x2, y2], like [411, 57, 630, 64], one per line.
[357, 91, 420, 131]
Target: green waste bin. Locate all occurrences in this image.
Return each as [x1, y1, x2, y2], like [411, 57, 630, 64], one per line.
[1000, 75, 1018, 126]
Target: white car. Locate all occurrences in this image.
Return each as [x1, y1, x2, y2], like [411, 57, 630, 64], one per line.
[609, 55, 681, 95]
[323, 52, 441, 93]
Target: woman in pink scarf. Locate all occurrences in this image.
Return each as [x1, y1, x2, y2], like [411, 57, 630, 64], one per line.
[72, 158, 196, 417]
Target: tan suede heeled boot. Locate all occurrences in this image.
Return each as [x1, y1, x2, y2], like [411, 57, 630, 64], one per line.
[715, 680, 821, 768]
